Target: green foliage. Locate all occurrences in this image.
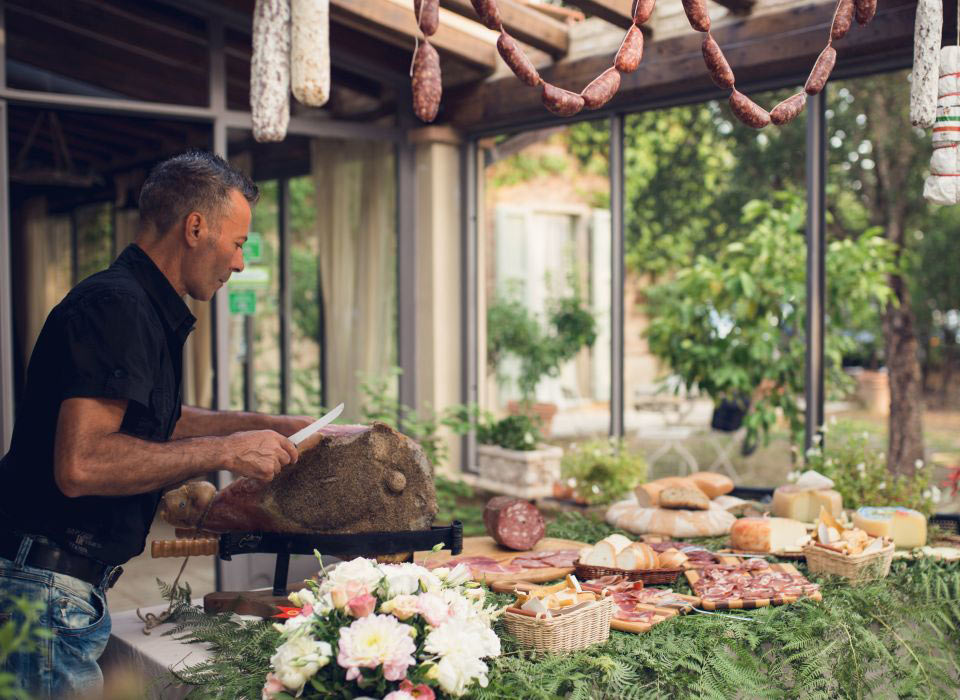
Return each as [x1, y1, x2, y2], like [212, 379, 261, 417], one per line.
[476, 413, 541, 452]
[489, 151, 567, 189]
[487, 288, 597, 401]
[645, 191, 897, 448]
[434, 474, 486, 536]
[560, 438, 647, 505]
[804, 421, 939, 516]
[0, 597, 50, 700]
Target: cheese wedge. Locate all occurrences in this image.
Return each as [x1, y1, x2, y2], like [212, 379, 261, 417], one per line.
[772, 485, 843, 522]
[852, 507, 927, 549]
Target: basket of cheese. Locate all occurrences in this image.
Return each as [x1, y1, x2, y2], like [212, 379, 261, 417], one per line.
[803, 507, 894, 583]
[502, 577, 614, 652]
[574, 534, 686, 585]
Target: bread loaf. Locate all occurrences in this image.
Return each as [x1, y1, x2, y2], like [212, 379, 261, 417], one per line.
[606, 496, 736, 537]
[688, 472, 734, 499]
[657, 549, 689, 568]
[659, 487, 710, 510]
[730, 517, 808, 553]
[581, 540, 617, 567]
[615, 542, 659, 570]
[635, 477, 706, 507]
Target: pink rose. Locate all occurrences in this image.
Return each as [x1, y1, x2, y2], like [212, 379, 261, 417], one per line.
[345, 579, 370, 599]
[400, 679, 436, 699]
[261, 672, 285, 700]
[347, 593, 377, 618]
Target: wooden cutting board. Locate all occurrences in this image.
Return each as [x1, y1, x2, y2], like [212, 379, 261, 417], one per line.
[414, 536, 590, 584]
[685, 561, 823, 610]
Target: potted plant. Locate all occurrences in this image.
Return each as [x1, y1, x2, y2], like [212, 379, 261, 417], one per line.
[473, 413, 564, 500]
[557, 438, 647, 505]
[487, 291, 598, 435]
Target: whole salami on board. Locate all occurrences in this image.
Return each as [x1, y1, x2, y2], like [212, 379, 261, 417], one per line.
[291, 0, 331, 107]
[251, 0, 290, 142]
[484, 496, 546, 550]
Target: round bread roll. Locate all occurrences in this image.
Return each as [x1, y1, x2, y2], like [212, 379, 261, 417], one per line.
[689, 471, 735, 499]
[659, 487, 710, 510]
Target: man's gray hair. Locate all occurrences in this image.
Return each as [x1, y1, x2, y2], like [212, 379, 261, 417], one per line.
[139, 150, 259, 236]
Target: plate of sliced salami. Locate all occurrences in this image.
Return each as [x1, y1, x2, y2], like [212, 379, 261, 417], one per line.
[415, 536, 590, 583]
[684, 559, 822, 610]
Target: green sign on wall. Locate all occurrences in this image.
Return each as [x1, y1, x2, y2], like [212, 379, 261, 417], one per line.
[243, 231, 262, 264]
[229, 288, 256, 315]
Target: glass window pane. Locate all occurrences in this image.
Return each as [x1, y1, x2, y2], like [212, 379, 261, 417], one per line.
[74, 202, 113, 283]
[623, 89, 806, 488]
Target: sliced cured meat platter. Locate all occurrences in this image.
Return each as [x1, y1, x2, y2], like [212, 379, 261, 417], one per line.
[685, 560, 822, 610]
[415, 536, 589, 583]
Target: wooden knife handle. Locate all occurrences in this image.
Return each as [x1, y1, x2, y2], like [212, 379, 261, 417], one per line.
[151, 538, 219, 558]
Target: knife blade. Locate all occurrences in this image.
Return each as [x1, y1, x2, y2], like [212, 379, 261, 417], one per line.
[289, 403, 344, 448]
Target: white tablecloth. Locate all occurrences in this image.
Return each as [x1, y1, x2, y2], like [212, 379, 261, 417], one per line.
[100, 604, 213, 700]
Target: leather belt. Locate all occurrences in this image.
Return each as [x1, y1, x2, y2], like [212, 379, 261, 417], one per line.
[0, 533, 123, 589]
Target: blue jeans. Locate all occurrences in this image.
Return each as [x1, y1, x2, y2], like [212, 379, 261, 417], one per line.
[0, 536, 112, 699]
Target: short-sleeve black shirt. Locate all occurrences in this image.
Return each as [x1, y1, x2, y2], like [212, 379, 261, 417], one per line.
[0, 244, 196, 565]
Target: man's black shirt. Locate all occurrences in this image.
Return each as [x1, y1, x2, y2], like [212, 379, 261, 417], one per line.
[0, 244, 196, 565]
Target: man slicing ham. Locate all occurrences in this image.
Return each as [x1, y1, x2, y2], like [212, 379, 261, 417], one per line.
[0, 151, 316, 699]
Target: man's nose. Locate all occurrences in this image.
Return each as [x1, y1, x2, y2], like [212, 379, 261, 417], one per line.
[232, 249, 245, 272]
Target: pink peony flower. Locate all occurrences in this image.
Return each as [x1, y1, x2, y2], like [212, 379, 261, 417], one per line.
[261, 672, 285, 700]
[337, 614, 417, 683]
[347, 593, 377, 618]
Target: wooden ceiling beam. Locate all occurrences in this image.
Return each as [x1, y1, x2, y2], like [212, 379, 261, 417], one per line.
[445, 0, 916, 130]
[440, 0, 569, 57]
[560, 0, 634, 29]
[330, 0, 498, 72]
[711, 0, 758, 14]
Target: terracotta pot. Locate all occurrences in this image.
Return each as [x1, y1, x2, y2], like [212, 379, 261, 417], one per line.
[506, 401, 558, 436]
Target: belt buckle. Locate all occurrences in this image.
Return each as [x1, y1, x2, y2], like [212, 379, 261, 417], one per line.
[105, 565, 124, 589]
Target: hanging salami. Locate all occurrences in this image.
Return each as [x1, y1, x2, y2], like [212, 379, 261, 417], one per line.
[251, 0, 291, 142]
[291, 0, 331, 107]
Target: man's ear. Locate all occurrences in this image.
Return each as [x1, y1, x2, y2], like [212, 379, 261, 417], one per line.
[184, 212, 204, 248]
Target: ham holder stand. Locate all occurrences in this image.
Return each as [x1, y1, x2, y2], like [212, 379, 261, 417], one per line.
[151, 521, 464, 617]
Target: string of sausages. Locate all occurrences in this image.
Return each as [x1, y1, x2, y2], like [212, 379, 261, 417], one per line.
[408, 0, 879, 128]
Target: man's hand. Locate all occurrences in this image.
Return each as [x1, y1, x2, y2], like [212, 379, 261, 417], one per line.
[271, 414, 315, 438]
[224, 430, 299, 481]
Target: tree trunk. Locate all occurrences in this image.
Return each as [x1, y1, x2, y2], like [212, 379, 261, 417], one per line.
[883, 277, 925, 477]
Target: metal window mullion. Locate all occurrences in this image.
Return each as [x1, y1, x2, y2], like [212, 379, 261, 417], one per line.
[461, 139, 478, 473]
[804, 89, 827, 455]
[396, 127, 417, 422]
[610, 114, 625, 439]
[279, 177, 291, 414]
[0, 100, 14, 452]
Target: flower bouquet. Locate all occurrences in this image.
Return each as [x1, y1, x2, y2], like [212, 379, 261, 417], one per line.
[261, 555, 502, 699]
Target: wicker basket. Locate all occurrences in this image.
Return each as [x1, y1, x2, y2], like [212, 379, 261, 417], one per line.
[803, 541, 895, 583]
[502, 598, 614, 652]
[574, 560, 683, 585]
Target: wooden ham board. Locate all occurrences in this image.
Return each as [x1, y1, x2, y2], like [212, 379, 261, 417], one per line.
[491, 579, 700, 634]
[414, 536, 591, 584]
[684, 559, 823, 610]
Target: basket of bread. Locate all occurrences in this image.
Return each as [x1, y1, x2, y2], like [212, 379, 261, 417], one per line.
[575, 534, 687, 585]
[803, 507, 894, 583]
[502, 576, 614, 652]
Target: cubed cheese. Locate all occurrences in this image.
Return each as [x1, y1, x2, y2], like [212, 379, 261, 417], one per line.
[772, 485, 843, 522]
[853, 507, 927, 549]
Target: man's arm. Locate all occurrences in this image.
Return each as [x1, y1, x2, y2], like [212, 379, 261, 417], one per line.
[172, 405, 314, 440]
[54, 397, 299, 498]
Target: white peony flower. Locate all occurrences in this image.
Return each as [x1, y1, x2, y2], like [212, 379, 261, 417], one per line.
[417, 592, 451, 627]
[427, 653, 490, 697]
[322, 557, 384, 594]
[269, 636, 332, 695]
[424, 619, 500, 661]
[379, 562, 425, 598]
[436, 562, 471, 587]
[337, 614, 416, 682]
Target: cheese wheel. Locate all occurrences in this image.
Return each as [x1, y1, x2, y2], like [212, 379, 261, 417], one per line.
[730, 516, 808, 553]
[688, 472, 734, 499]
[772, 485, 843, 522]
[852, 507, 927, 549]
[606, 495, 736, 537]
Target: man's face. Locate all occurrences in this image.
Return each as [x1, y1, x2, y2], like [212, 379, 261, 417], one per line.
[186, 189, 251, 301]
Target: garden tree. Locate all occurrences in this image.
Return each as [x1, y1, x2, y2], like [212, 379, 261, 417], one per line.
[568, 72, 950, 475]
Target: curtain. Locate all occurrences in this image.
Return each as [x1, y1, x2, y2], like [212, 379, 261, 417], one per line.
[17, 197, 71, 366]
[311, 139, 396, 421]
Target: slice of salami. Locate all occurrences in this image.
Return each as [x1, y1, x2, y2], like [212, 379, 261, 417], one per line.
[483, 497, 545, 550]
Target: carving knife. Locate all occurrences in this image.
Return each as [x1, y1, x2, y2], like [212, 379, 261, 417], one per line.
[289, 402, 344, 451]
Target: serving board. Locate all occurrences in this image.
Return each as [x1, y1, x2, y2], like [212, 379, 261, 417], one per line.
[414, 536, 590, 584]
[719, 547, 806, 561]
[684, 562, 823, 610]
